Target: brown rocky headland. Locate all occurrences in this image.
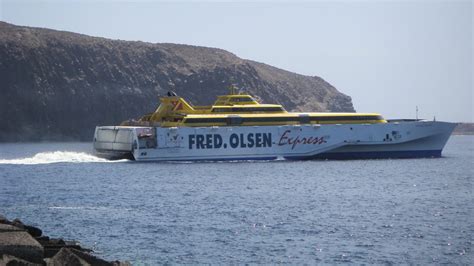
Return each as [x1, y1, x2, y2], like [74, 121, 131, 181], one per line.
[452, 123, 474, 135]
[0, 21, 354, 142]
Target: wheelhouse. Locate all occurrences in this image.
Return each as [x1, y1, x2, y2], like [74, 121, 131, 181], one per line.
[121, 88, 387, 127]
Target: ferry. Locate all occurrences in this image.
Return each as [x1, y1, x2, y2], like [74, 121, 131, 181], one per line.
[93, 88, 456, 161]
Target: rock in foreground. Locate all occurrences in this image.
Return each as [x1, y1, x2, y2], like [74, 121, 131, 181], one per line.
[0, 215, 130, 265]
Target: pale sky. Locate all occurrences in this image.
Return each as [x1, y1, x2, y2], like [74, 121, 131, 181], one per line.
[1, 0, 472, 122]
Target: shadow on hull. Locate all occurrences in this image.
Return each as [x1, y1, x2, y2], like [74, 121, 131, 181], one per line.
[94, 150, 135, 161]
[95, 150, 443, 162]
[284, 150, 442, 160]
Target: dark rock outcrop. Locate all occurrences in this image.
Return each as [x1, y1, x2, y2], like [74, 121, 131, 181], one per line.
[46, 248, 128, 266]
[0, 254, 42, 266]
[0, 215, 129, 265]
[0, 21, 355, 141]
[11, 219, 43, 238]
[453, 123, 474, 135]
[0, 231, 44, 264]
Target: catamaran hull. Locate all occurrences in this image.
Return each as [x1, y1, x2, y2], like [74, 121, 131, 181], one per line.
[93, 121, 456, 161]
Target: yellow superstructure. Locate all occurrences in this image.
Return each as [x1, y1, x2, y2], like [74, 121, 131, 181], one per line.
[121, 89, 386, 127]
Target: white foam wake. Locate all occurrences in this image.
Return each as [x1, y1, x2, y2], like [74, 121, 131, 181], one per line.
[0, 151, 123, 165]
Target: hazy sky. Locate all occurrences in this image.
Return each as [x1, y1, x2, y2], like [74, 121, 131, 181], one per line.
[1, 0, 472, 122]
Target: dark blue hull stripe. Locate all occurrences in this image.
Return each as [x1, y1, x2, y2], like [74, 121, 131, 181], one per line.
[284, 150, 442, 160]
[157, 150, 442, 161]
[188, 156, 278, 162]
[143, 150, 441, 161]
[141, 156, 279, 162]
[106, 150, 443, 161]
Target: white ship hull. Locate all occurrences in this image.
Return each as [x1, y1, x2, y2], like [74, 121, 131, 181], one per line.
[93, 120, 456, 161]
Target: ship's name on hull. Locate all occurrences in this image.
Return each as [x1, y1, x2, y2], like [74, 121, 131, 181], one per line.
[188, 133, 272, 149]
[188, 130, 328, 150]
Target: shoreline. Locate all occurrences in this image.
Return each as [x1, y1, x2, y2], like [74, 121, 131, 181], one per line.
[452, 122, 474, 135]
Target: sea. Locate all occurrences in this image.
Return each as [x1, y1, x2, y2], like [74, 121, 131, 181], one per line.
[0, 136, 472, 265]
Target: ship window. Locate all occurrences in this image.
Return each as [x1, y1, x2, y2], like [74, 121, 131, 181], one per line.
[230, 97, 255, 102]
[227, 116, 242, 125]
[183, 115, 383, 125]
[309, 115, 383, 122]
[211, 107, 284, 113]
[242, 116, 300, 123]
[184, 118, 227, 124]
[299, 114, 311, 124]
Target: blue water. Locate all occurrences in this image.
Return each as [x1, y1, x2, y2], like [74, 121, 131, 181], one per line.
[0, 136, 472, 264]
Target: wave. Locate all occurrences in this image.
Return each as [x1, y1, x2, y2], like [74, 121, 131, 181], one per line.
[48, 206, 133, 211]
[0, 151, 127, 165]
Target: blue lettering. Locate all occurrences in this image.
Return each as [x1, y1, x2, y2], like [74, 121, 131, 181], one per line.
[196, 135, 205, 149]
[247, 133, 255, 148]
[263, 133, 272, 147]
[189, 135, 195, 149]
[230, 134, 239, 148]
[239, 134, 247, 148]
[255, 133, 262, 147]
[205, 134, 212, 149]
[214, 135, 223, 148]
[189, 133, 271, 150]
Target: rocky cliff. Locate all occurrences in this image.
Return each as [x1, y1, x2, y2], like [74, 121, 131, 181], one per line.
[453, 123, 474, 135]
[0, 21, 354, 141]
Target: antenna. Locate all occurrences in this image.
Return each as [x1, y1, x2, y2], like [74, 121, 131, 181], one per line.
[416, 106, 419, 120]
[229, 84, 238, 95]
